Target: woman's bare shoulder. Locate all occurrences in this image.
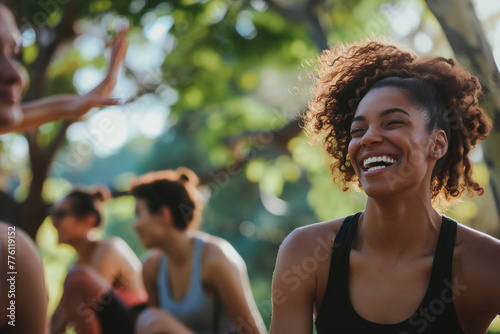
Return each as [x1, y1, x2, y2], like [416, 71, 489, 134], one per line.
[455, 222, 500, 269]
[280, 217, 346, 254]
[196, 231, 245, 269]
[141, 248, 163, 266]
[455, 222, 500, 260]
[454, 221, 500, 315]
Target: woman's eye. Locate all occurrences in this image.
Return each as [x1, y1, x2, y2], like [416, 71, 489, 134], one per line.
[386, 120, 404, 126]
[350, 128, 365, 136]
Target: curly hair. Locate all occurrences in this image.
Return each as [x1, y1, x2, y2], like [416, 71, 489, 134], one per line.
[130, 167, 203, 230]
[305, 38, 491, 201]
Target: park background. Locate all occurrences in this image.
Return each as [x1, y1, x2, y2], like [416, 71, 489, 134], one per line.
[1, 0, 500, 332]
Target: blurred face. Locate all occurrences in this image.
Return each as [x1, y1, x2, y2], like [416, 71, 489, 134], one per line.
[133, 197, 167, 249]
[51, 198, 89, 245]
[0, 5, 26, 127]
[347, 86, 435, 198]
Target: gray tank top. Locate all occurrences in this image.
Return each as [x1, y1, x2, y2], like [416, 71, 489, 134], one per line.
[157, 235, 236, 334]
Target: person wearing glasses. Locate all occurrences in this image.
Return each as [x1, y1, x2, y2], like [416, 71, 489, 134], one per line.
[50, 187, 148, 334]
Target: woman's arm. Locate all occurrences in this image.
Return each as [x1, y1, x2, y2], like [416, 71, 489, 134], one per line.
[269, 228, 317, 334]
[205, 238, 267, 334]
[91, 238, 143, 286]
[458, 226, 500, 331]
[0, 27, 128, 134]
[141, 250, 162, 307]
[0, 223, 48, 333]
[50, 302, 68, 334]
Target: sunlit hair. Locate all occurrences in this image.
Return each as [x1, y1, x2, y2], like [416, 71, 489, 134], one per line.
[64, 185, 111, 228]
[130, 167, 202, 230]
[305, 37, 491, 202]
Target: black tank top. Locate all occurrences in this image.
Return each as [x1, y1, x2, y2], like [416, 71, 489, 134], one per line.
[315, 212, 466, 334]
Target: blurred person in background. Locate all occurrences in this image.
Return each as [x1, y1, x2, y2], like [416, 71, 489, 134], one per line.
[131, 167, 267, 334]
[50, 186, 148, 333]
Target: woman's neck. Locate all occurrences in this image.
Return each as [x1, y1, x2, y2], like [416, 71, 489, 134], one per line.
[358, 194, 442, 260]
[72, 237, 96, 262]
[159, 229, 194, 265]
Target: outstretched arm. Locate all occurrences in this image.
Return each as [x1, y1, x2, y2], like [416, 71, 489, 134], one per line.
[0, 27, 128, 134]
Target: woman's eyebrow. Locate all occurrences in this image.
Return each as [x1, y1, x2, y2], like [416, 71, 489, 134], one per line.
[352, 108, 410, 123]
[380, 108, 410, 117]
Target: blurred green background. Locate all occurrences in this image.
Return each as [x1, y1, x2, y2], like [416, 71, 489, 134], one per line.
[1, 0, 500, 331]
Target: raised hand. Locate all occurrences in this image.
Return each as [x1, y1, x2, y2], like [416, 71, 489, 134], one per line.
[10, 26, 130, 134]
[70, 26, 129, 117]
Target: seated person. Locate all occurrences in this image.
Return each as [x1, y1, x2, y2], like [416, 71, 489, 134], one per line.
[131, 167, 267, 334]
[50, 187, 148, 334]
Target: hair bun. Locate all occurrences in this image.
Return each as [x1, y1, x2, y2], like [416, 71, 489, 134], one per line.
[176, 167, 199, 186]
[87, 185, 111, 202]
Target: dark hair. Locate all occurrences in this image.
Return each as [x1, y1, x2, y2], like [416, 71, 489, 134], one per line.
[130, 168, 202, 230]
[305, 38, 491, 201]
[64, 187, 110, 228]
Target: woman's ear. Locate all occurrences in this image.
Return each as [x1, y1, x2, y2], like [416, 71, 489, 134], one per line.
[83, 213, 98, 229]
[431, 129, 448, 159]
[159, 205, 173, 225]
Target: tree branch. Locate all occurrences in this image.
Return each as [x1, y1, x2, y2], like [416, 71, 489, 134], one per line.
[425, 0, 500, 221]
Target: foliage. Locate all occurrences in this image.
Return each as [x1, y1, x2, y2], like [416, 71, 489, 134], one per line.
[2, 0, 500, 331]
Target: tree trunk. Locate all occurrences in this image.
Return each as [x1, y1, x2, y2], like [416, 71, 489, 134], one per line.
[18, 7, 77, 240]
[425, 0, 500, 219]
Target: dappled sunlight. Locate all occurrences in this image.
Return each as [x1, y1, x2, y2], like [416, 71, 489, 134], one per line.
[388, 1, 423, 38]
[0, 133, 29, 163]
[73, 66, 105, 95]
[1, 1, 499, 332]
[74, 34, 105, 61]
[260, 189, 289, 216]
[88, 108, 129, 157]
[144, 15, 174, 44]
[474, 0, 500, 20]
[413, 32, 433, 54]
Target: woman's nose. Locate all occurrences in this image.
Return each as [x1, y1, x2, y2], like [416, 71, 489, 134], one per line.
[360, 126, 383, 147]
[0, 57, 24, 87]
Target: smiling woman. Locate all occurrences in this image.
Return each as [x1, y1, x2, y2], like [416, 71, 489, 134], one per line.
[0, 3, 48, 333]
[0, 1, 130, 333]
[0, 0, 128, 135]
[270, 38, 500, 334]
